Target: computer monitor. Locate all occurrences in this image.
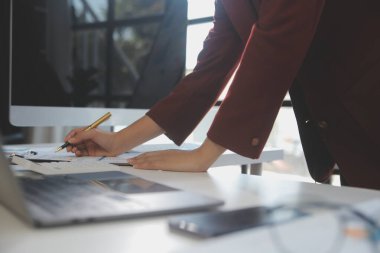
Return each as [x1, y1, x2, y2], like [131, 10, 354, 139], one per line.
[9, 0, 187, 127]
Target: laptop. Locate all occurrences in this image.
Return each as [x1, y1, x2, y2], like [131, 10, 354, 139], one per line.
[0, 142, 223, 227]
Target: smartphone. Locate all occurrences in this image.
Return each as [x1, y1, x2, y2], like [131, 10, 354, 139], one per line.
[168, 206, 306, 238]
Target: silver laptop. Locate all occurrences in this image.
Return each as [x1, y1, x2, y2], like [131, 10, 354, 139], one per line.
[0, 143, 223, 227]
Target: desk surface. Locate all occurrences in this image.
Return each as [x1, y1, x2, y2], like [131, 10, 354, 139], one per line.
[1, 166, 380, 253]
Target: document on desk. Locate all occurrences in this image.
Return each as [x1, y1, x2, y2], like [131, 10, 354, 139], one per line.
[18, 143, 199, 165]
[11, 155, 122, 175]
[14, 146, 138, 164]
[9, 143, 200, 175]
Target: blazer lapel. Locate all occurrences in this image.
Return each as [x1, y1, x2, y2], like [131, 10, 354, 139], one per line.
[220, 0, 257, 42]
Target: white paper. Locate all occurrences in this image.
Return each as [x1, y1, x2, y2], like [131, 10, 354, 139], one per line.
[11, 155, 121, 175]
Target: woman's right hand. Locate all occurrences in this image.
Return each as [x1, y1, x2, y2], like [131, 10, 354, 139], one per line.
[64, 128, 122, 157]
[63, 115, 165, 157]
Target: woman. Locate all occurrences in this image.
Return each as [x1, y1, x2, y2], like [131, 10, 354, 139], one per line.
[65, 0, 380, 189]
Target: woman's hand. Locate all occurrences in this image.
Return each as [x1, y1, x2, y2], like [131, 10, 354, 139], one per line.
[64, 116, 165, 157]
[128, 138, 226, 172]
[64, 128, 121, 157]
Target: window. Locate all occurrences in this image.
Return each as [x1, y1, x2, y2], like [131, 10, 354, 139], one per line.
[186, 0, 214, 71]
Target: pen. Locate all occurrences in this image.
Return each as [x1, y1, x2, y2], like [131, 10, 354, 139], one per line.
[55, 112, 112, 152]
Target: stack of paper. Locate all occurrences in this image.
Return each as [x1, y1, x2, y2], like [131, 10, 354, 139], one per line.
[11, 155, 122, 175]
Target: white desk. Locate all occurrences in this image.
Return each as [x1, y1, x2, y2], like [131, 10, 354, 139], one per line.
[1, 167, 380, 253]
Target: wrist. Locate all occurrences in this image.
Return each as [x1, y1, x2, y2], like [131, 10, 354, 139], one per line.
[113, 116, 165, 154]
[196, 138, 226, 169]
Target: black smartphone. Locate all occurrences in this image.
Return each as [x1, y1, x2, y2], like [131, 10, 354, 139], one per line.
[168, 206, 306, 238]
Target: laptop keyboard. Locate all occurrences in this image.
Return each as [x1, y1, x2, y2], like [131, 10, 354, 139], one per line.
[20, 176, 147, 216]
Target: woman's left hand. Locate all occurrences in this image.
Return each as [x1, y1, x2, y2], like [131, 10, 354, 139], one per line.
[127, 138, 226, 172]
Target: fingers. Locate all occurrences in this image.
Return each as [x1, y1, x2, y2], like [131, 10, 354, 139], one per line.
[67, 129, 97, 145]
[64, 128, 116, 157]
[64, 127, 86, 142]
[127, 149, 208, 172]
[64, 127, 87, 153]
[69, 143, 89, 157]
[65, 130, 96, 154]
[128, 151, 163, 170]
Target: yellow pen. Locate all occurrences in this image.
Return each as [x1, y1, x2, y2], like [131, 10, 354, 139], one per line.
[55, 112, 112, 152]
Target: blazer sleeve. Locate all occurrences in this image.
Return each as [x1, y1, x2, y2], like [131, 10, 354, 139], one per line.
[146, 0, 243, 145]
[207, 0, 326, 159]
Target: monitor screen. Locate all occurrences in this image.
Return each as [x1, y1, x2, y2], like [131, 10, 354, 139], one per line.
[9, 0, 187, 127]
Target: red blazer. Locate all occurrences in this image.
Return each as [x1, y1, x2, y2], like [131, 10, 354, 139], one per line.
[147, 0, 380, 189]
